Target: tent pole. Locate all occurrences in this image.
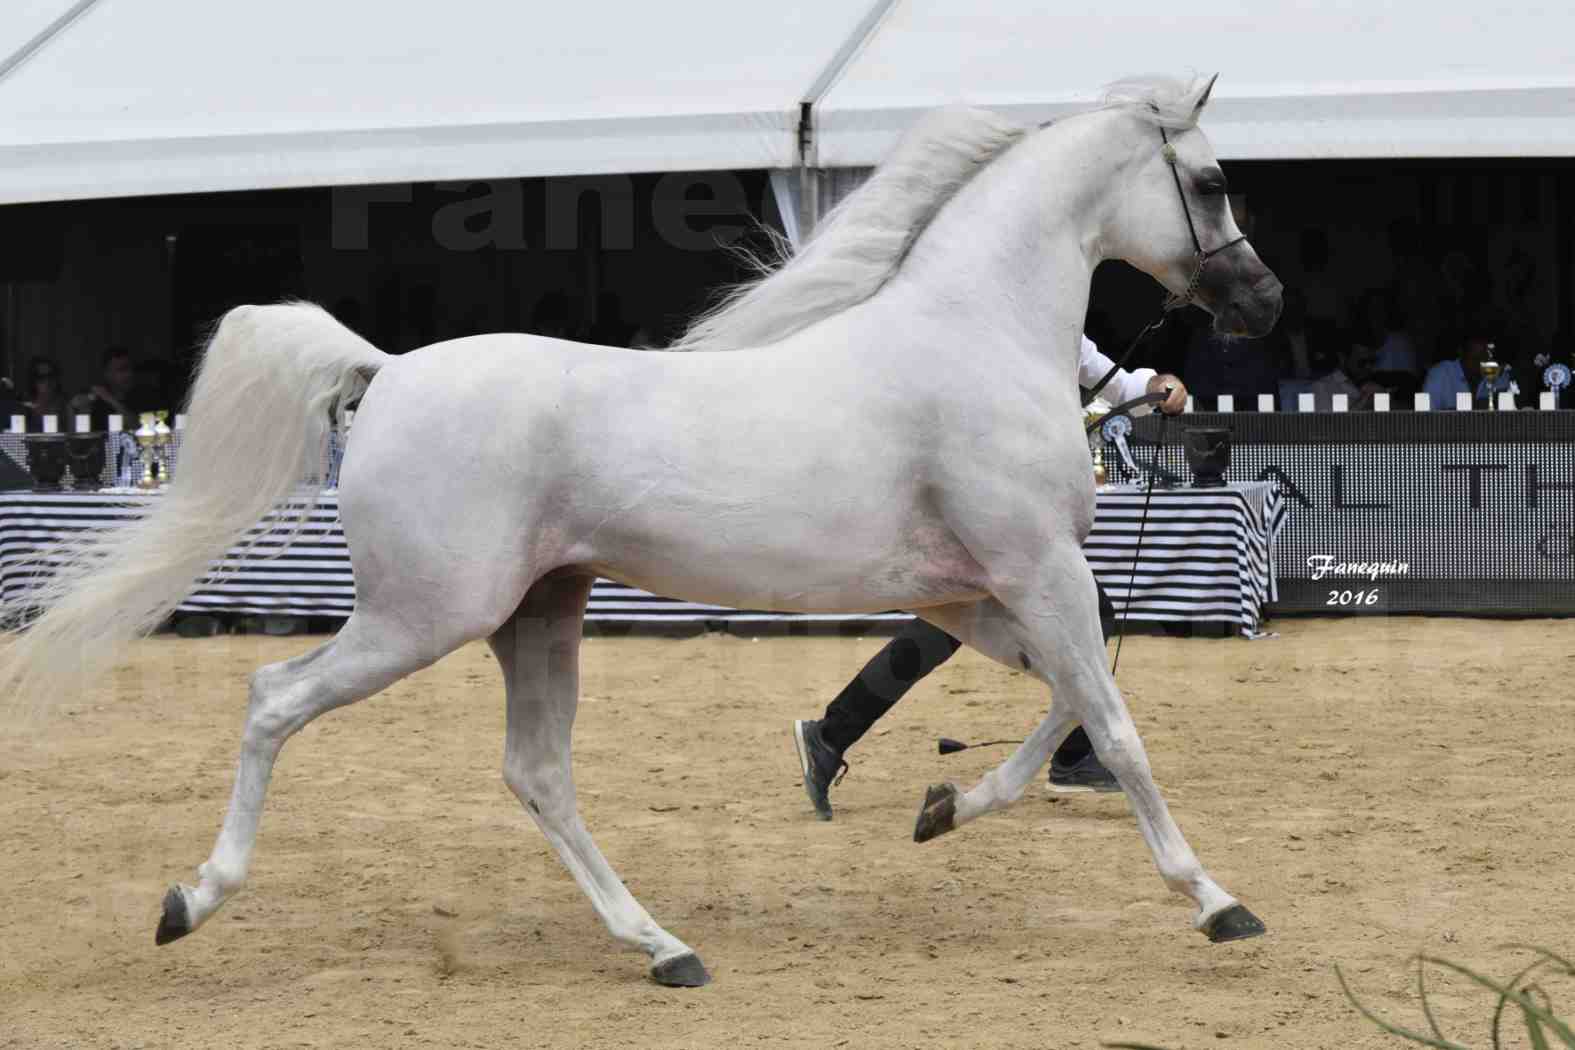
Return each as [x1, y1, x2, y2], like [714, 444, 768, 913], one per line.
[796, 102, 822, 235]
[795, 0, 902, 237]
[0, 0, 106, 86]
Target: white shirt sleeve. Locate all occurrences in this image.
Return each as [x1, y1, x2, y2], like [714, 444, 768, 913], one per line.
[1078, 335, 1158, 413]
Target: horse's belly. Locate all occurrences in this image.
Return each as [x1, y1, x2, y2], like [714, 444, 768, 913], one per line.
[586, 520, 991, 614]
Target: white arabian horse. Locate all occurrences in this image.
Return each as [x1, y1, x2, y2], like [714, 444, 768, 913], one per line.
[1, 75, 1281, 986]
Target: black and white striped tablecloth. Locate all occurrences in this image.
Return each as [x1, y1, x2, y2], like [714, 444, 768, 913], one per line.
[1086, 482, 1286, 634]
[0, 491, 355, 618]
[0, 484, 1285, 630]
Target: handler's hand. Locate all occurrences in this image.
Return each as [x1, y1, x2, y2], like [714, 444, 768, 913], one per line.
[1147, 373, 1188, 414]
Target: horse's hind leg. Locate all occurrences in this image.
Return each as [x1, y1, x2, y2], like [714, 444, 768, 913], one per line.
[912, 546, 1263, 943]
[155, 612, 441, 945]
[489, 572, 708, 987]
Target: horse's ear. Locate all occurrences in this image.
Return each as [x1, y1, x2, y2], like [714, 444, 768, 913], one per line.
[1192, 73, 1220, 119]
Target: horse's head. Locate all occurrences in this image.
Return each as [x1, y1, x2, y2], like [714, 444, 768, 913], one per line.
[1102, 75, 1283, 338]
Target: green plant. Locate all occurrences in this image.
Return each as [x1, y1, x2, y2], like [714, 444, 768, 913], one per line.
[1100, 945, 1575, 1050]
[1336, 945, 1575, 1049]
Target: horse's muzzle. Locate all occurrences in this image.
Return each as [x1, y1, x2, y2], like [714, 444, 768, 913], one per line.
[1216, 273, 1283, 338]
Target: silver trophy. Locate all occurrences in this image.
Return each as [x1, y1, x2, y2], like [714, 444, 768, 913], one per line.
[1083, 398, 1112, 485]
[134, 413, 160, 489]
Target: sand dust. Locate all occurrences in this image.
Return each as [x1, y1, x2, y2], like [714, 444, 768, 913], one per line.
[2, 617, 1572, 1049]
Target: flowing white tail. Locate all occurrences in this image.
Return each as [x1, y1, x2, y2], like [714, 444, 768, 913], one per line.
[0, 302, 387, 718]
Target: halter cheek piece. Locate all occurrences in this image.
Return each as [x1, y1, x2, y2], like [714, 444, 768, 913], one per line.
[1159, 125, 1248, 309]
[1083, 125, 1250, 408]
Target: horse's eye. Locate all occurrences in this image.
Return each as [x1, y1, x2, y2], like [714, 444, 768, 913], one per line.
[1198, 182, 1228, 197]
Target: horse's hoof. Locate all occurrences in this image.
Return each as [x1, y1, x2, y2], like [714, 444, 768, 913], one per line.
[1202, 903, 1266, 943]
[155, 886, 192, 946]
[650, 952, 711, 988]
[913, 783, 959, 843]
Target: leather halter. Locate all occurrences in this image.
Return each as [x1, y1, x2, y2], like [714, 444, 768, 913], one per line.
[1159, 125, 1248, 309]
[1082, 125, 1248, 408]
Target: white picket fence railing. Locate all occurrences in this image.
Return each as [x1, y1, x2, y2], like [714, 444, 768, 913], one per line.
[1176, 393, 1560, 412]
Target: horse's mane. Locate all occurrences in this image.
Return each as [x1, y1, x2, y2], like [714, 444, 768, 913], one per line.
[667, 74, 1212, 353]
[1100, 73, 1214, 130]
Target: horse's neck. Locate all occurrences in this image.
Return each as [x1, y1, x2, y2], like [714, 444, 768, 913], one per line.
[883, 115, 1131, 382]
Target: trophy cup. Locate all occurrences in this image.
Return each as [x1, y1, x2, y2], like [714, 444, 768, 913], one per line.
[23, 434, 68, 490]
[153, 411, 174, 486]
[66, 434, 106, 491]
[1083, 399, 1111, 485]
[1546, 362, 1571, 409]
[1183, 427, 1231, 488]
[1480, 359, 1501, 410]
[134, 413, 159, 489]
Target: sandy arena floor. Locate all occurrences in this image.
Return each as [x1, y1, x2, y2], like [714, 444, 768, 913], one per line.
[2, 617, 1573, 1049]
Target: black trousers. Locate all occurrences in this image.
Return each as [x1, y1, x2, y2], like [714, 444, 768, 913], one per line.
[818, 582, 1118, 762]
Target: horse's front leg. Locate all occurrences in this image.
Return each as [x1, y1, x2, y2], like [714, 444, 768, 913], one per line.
[907, 627, 1079, 830]
[911, 544, 1264, 944]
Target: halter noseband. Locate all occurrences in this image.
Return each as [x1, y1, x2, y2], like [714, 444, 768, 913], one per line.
[1159, 125, 1247, 309]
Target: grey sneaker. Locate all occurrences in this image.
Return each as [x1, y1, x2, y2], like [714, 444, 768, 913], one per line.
[1047, 750, 1122, 794]
[792, 719, 849, 821]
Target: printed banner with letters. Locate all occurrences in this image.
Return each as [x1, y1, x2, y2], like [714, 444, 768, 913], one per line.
[1111, 411, 1575, 615]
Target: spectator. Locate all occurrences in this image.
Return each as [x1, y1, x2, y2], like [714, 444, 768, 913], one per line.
[1181, 314, 1280, 410]
[22, 355, 70, 430]
[1357, 288, 1420, 378]
[1307, 339, 1381, 411]
[69, 347, 140, 431]
[1345, 288, 1420, 402]
[1310, 343, 1360, 412]
[1422, 331, 1499, 410]
[1345, 340, 1391, 410]
[1265, 287, 1312, 380]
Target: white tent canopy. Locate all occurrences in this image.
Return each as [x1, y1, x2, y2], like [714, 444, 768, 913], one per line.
[815, 0, 1575, 166]
[4, 0, 1575, 205]
[0, 0, 867, 203]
